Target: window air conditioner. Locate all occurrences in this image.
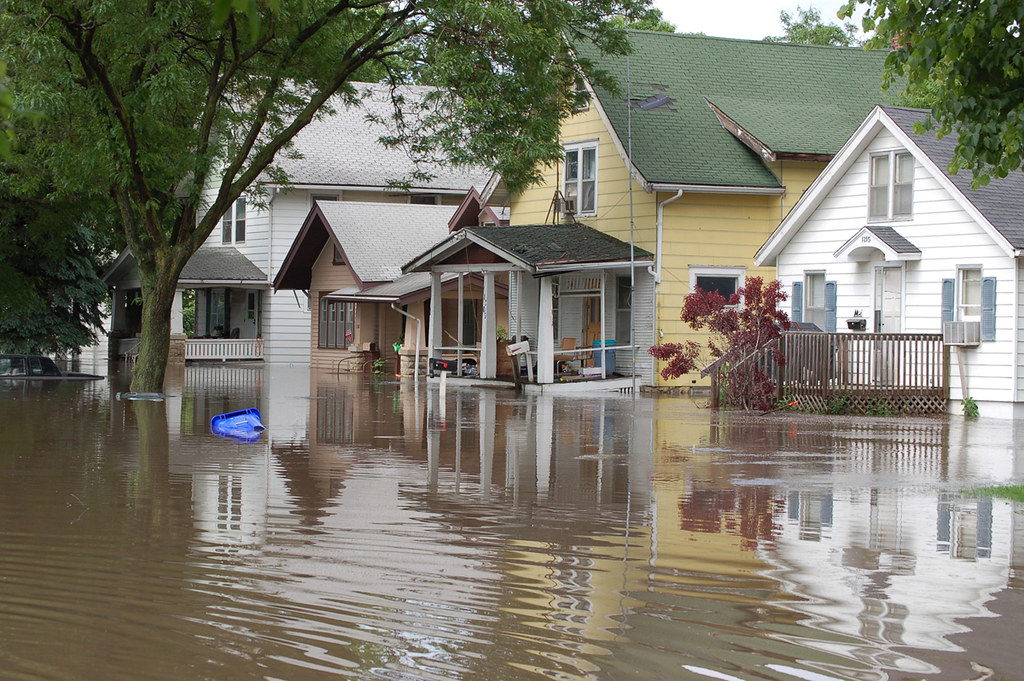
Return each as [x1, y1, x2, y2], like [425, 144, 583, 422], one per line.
[561, 197, 576, 217]
[943, 321, 980, 346]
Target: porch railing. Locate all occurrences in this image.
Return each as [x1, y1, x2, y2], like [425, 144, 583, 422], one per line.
[185, 338, 264, 361]
[777, 332, 949, 414]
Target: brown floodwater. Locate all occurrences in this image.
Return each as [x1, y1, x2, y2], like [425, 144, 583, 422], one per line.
[1, 360, 1022, 681]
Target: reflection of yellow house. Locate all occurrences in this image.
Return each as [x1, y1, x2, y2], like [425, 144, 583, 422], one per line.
[506, 31, 890, 388]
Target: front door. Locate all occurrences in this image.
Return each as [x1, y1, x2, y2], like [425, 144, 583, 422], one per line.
[874, 266, 902, 332]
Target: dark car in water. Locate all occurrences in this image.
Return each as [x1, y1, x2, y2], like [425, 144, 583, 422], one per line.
[0, 354, 104, 380]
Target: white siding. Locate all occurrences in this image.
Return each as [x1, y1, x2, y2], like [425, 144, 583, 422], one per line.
[777, 128, 1017, 404]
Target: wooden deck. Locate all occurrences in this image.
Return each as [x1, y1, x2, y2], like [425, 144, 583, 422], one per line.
[776, 332, 949, 414]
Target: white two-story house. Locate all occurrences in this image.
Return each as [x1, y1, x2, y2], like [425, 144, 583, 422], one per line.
[104, 83, 489, 364]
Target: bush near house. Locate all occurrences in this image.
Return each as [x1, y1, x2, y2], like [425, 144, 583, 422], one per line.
[649, 277, 790, 411]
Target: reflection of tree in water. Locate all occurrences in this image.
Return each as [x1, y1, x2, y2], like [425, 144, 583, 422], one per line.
[679, 487, 781, 547]
[271, 441, 342, 529]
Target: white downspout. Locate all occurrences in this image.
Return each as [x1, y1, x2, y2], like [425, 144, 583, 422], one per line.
[391, 303, 422, 382]
[649, 190, 683, 385]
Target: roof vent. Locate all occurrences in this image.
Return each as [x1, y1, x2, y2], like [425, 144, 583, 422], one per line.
[635, 94, 673, 111]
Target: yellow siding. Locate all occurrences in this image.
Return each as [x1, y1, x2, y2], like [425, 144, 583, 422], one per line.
[511, 102, 829, 388]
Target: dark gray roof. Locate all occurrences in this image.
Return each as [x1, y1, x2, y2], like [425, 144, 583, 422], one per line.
[180, 247, 267, 283]
[467, 224, 653, 267]
[883, 106, 1024, 249]
[865, 226, 920, 254]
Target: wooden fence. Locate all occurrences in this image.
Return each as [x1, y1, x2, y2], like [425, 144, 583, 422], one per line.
[776, 332, 949, 414]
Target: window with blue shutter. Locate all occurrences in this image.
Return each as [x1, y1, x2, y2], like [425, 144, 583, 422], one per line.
[824, 281, 837, 332]
[981, 277, 996, 341]
[941, 278, 954, 326]
[791, 282, 803, 324]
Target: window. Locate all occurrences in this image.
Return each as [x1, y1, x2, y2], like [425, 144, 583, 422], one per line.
[690, 266, 745, 303]
[804, 272, 826, 329]
[311, 193, 340, 204]
[869, 151, 913, 220]
[319, 295, 355, 348]
[333, 245, 346, 265]
[409, 194, 439, 205]
[221, 197, 246, 243]
[616, 276, 632, 344]
[958, 267, 982, 321]
[563, 142, 597, 215]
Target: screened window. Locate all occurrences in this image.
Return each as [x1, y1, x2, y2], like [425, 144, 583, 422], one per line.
[869, 151, 913, 220]
[319, 296, 355, 348]
[958, 267, 982, 321]
[221, 197, 246, 243]
[616, 276, 632, 344]
[564, 143, 597, 215]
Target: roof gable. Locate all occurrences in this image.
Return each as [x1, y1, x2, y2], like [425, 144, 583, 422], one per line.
[578, 32, 891, 189]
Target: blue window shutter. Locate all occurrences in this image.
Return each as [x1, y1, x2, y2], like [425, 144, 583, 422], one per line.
[824, 280, 837, 332]
[981, 276, 996, 341]
[791, 282, 803, 324]
[941, 278, 954, 326]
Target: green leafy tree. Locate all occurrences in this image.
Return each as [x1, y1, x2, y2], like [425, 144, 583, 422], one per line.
[765, 5, 860, 46]
[0, 190, 112, 355]
[0, 0, 640, 391]
[609, 7, 676, 32]
[841, 0, 1024, 186]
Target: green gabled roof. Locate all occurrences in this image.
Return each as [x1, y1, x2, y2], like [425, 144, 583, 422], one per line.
[577, 31, 892, 188]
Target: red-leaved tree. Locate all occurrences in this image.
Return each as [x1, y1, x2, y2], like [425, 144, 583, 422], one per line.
[649, 276, 790, 410]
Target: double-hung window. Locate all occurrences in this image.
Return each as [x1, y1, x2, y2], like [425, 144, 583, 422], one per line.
[804, 271, 826, 329]
[563, 142, 597, 216]
[221, 197, 246, 243]
[958, 267, 982, 321]
[869, 151, 914, 220]
[319, 295, 355, 349]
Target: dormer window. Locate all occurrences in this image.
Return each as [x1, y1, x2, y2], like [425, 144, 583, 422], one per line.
[869, 151, 913, 221]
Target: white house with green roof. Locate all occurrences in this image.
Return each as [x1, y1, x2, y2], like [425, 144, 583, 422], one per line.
[503, 30, 891, 389]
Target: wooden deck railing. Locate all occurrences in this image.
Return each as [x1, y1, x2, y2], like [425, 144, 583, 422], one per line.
[777, 332, 949, 413]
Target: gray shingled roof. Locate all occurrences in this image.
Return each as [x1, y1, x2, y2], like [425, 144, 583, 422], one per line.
[467, 223, 652, 268]
[577, 31, 891, 188]
[269, 83, 492, 191]
[320, 201, 456, 282]
[865, 226, 920, 254]
[180, 247, 266, 283]
[883, 106, 1024, 249]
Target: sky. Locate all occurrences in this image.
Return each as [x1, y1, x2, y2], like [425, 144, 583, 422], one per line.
[652, 0, 868, 41]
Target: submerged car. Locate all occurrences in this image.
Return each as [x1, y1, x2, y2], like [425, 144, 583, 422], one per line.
[0, 354, 104, 380]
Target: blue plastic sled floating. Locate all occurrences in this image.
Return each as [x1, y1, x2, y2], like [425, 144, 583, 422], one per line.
[211, 408, 265, 443]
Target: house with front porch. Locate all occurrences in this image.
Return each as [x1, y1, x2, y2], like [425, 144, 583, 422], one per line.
[755, 105, 1024, 417]
[403, 223, 652, 387]
[502, 30, 891, 389]
[103, 82, 488, 365]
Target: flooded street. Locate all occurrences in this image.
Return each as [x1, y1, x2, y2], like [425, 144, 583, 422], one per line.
[1, 363, 1022, 681]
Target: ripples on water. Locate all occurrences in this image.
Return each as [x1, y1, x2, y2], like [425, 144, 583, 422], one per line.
[0, 364, 1022, 681]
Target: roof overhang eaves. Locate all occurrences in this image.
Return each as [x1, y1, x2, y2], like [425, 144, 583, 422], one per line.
[650, 182, 785, 195]
[179, 279, 270, 287]
[833, 226, 921, 262]
[535, 257, 653, 273]
[263, 182, 470, 195]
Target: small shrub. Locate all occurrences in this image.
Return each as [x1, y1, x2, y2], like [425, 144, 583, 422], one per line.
[825, 391, 852, 414]
[962, 396, 980, 418]
[371, 357, 385, 375]
[865, 398, 897, 416]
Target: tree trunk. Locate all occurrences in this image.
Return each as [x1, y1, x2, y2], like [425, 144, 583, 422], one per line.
[130, 262, 179, 392]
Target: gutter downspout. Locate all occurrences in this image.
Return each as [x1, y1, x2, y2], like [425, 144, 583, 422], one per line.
[649, 190, 683, 385]
[391, 303, 422, 382]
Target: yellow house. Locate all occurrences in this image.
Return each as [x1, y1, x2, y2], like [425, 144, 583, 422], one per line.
[505, 31, 891, 389]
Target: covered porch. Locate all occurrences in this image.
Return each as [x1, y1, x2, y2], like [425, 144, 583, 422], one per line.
[403, 224, 654, 386]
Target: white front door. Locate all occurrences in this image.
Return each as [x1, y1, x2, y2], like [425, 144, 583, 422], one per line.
[874, 266, 902, 332]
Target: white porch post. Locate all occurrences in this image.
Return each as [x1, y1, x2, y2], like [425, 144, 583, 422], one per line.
[537, 276, 555, 384]
[457, 274, 464, 375]
[429, 272, 442, 360]
[171, 289, 185, 335]
[111, 288, 128, 333]
[481, 272, 497, 379]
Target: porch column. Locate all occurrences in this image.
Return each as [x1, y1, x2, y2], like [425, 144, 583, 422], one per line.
[429, 272, 442, 360]
[170, 289, 184, 335]
[480, 271, 497, 379]
[600, 272, 607, 378]
[111, 288, 128, 333]
[537, 276, 555, 384]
